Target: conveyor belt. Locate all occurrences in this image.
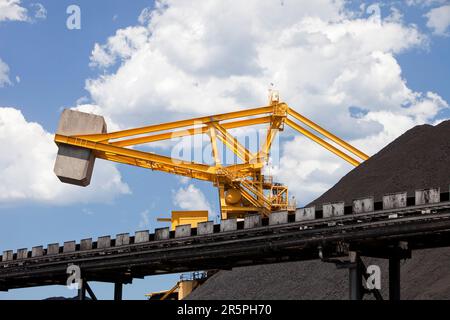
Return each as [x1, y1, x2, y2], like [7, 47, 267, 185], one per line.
[1, 194, 450, 291]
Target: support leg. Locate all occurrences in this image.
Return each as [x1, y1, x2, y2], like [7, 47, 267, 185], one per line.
[349, 259, 363, 300]
[77, 279, 86, 301]
[389, 257, 401, 300]
[114, 282, 123, 301]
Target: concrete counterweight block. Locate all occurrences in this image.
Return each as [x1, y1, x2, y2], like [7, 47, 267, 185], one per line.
[54, 109, 107, 187]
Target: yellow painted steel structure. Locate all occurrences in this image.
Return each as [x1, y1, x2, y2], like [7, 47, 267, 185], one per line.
[145, 278, 203, 300]
[158, 211, 209, 231]
[54, 94, 369, 219]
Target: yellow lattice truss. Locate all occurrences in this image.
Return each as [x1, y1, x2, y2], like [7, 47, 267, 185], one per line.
[54, 94, 369, 219]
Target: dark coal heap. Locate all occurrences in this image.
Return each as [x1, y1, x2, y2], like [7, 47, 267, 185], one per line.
[311, 120, 450, 206]
[187, 120, 450, 300]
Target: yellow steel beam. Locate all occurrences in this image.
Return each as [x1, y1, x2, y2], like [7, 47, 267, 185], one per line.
[222, 116, 272, 129]
[259, 117, 284, 160]
[212, 122, 253, 162]
[208, 126, 221, 166]
[75, 106, 274, 142]
[261, 128, 278, 157]
[220, 205, 261, 212]
[285, 119, 361, 167]
[94, 152, 215, 182]
[55, 134, 216, 174]
[160, 282, 180, 300]
[218, 162, 264, 175]
[288, 108, 369, 160]
[109, 116, 273, 148]
[111, 127, 207, 147]
[238, 187, 266, 209]
[218, 185, 228, 219]
[239, 180, 272, 208]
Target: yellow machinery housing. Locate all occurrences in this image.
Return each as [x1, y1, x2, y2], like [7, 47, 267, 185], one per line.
[54, 93, 368, 220]
[158, 211, 209, 231]
[145, 272, 209, 300]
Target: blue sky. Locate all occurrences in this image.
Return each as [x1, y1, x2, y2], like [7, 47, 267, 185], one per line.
[0, 0, 184, 300]
[0, 0, 449, 300]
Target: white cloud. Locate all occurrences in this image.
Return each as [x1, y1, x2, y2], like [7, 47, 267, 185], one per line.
[89, 26, 149, 68]
[0, 0, 46, 24]
[0, 107, 131, 206]
[425, 4, 450, 35]
[172, 184, 212, 214]
[0, 58, 11, 87]
[0, 0, 27, 22]
[78, 1, 448, 205]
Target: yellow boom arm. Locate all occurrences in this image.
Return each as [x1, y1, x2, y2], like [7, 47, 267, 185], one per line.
[54, 98, 368, 218]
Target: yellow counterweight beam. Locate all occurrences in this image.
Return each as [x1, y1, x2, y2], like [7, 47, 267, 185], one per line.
[55, 134, 217, 177]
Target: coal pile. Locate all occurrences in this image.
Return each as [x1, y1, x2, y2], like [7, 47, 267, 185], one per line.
[187, 120, 450, 300]
[310, 120, 450, 206]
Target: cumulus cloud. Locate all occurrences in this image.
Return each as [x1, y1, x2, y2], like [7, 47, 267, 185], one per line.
[0, 0, 46, 23]
[0, 107, 130, 206]
[0, 0, 27, 22]
[425, 4, 450, 35]
[89, 26, 149, 68]
[0, 58, 11, 87]
[172, 184, 213, 214]
[80, 1, 448, 205]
